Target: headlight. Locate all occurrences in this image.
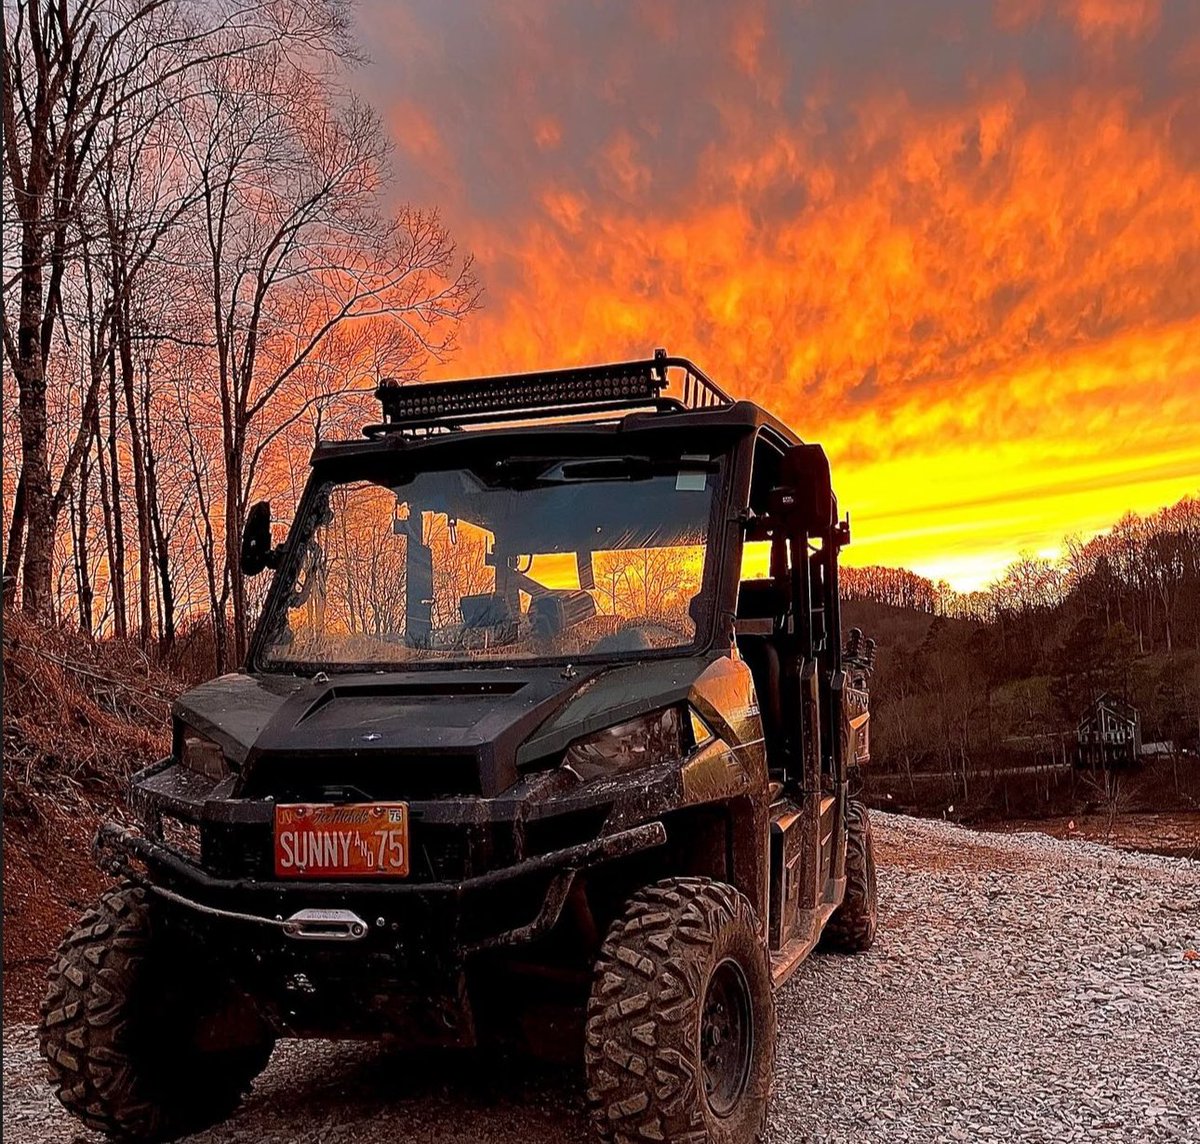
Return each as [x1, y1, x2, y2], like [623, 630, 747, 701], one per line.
[563, 708, 683, 781]
[179, 729, 228, 779]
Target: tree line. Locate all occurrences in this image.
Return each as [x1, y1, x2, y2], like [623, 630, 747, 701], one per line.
[843, 494, 1200, 662]
[2, 0, 479, 669]
[845, 494, 1200, 802]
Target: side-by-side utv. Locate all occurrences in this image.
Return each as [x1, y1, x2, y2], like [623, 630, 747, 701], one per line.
[41, 350, 876, 1144]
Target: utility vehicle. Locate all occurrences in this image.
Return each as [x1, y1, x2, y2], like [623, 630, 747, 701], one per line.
[41, 351, 877, 1144]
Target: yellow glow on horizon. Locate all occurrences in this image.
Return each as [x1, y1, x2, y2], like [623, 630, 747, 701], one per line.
[396, 60, 1200, 587]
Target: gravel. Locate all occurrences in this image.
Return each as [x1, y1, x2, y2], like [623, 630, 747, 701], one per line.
[4, 813, 1198, 1142]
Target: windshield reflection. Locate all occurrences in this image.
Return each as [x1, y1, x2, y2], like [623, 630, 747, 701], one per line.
[261, 459, 715, 669]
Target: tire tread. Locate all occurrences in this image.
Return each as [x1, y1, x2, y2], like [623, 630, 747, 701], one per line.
[584, 877, 775, 1144]
[39, 880, 271, 1142]
[821, 800, 878, 953]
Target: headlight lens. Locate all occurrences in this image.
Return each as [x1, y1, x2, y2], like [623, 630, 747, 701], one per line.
[563, 708, 683, 781]
[180, 729, 228, 779]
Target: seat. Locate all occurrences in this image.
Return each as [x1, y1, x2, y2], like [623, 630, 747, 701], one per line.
[735, 580, 786, 772]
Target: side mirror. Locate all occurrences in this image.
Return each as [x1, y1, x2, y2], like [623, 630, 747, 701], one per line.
[770, 444, 834, 535]
[241, 501, 282, 576]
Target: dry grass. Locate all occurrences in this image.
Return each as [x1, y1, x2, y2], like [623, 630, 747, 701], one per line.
[2, 614, 183, 822]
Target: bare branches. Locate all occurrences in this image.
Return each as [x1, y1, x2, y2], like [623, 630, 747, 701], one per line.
[165, 28, 478, 659]
[3, 0, 479, 636]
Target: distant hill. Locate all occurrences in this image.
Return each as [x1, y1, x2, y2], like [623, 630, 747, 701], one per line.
[841, 597, 975, 653]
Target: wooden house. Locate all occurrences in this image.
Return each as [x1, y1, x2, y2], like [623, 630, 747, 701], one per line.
[1076, 694, 1141, 769]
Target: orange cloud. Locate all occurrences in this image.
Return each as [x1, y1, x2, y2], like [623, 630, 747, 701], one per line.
[357, 0, 1200, 588]
[997, 0, 1161, 39]
[1066, 0, 1161, 42]
[534, 117, 562, 150]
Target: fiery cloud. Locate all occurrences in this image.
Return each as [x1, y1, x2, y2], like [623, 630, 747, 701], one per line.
[354, 0, 1200, 588]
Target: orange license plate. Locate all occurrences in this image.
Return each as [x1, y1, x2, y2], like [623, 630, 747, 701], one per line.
[274, 803, 409, 878]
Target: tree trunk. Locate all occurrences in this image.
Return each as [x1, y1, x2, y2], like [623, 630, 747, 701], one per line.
[3, 473, 27, 611]
[92, 400, 118, 635]
[225, 440, 247, 664]
[16, 211, 56, 618]
[117, 299, 153, 646]
[106, 347, 128, 639]
[214, 591, 230, 675]
[73, 440, 95, 636]
[142, 361, 175, 650]
[19, 400, 55, 620]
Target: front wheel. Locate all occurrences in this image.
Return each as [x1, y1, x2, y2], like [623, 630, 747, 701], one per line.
[40, 881, 275, 1142]
[584, 877, 776, 1144]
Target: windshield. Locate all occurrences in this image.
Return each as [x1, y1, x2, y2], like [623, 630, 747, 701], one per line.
[258, 456, 716, 670]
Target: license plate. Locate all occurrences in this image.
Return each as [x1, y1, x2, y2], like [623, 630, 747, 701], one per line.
[274, 803, 409, 878]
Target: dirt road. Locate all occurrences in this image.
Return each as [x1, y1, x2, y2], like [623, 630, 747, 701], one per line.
[4, 814, 1198, 1142]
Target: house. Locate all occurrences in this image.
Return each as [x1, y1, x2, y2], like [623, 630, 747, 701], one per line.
[1076, 694, 1141, 769]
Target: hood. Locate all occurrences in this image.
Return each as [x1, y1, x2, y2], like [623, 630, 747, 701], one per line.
[175, 657, 716, 801]
[173, 665, 617, 799]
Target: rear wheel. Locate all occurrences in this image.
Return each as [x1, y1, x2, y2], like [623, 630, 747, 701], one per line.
[584, 877, 775, 1144]
[40, 881, 275, 1142]
[821, 799, 878, 953]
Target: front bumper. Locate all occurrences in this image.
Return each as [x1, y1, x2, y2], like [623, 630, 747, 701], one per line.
[96, 818, 664, 952]
[96, 819, 665, 1043]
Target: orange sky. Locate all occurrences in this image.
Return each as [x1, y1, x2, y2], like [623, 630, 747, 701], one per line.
[354, 0, 1200, 589]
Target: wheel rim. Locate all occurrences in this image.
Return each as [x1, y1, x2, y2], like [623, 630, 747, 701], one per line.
[700, 957, 754, 1118]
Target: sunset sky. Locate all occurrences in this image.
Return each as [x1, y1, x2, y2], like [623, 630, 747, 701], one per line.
[351, 0, 1200, 590]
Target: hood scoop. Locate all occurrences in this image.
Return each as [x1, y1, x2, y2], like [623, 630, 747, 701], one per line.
[296, 679, 527, 723]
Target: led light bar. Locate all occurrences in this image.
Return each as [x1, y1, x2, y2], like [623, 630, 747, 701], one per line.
[376, 362, 662, 428]
[369, 350, 732, 435]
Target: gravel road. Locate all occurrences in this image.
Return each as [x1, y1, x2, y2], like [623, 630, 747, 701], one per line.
[4, 813, 1198, 1142]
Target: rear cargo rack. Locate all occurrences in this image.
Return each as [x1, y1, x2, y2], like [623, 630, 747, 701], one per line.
[365, 348, 731, 437]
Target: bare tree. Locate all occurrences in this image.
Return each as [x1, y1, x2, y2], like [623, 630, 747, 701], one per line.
[177, 42, 478, 662]
[1, 0, 362, 620]
[2, 0, 186, 615]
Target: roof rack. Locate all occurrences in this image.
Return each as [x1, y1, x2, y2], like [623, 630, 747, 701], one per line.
[365, 348, 731, 437]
